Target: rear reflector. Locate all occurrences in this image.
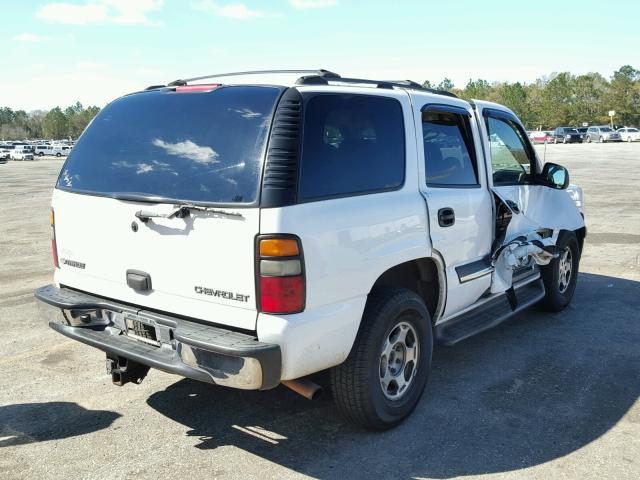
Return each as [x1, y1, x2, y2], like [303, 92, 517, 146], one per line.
[259, 276, 304, 314]
[175, 84, 221, 93]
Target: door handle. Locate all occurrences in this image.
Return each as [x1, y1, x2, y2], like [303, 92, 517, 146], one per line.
[438, 207, 455, 227]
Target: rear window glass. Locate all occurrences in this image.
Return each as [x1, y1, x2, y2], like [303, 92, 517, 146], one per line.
[57, 86, 282, 204]
[298, 94, 405, 201]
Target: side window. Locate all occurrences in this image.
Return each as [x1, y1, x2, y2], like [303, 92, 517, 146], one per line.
[422, 110, 478, 186]
[299, 94, 405, 201]
[486, 116, 535, 186]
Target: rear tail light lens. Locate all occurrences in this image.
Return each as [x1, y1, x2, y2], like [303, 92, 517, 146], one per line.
[50, 208, 59, 268]
[257, 236, 305, 314]
[259, 276, 304, 313]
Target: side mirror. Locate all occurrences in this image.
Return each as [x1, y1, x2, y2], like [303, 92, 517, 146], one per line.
[540, 162, 570, 189]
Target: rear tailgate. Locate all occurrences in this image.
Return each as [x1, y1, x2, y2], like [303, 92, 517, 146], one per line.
[53, 190, 259, 330]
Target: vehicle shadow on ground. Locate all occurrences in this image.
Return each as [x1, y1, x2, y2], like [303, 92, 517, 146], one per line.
[0, 401, 120, 447]
[146, 272, 640, 479]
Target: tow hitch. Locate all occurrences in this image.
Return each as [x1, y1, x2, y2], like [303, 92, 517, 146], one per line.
[106, 355, 150, 386]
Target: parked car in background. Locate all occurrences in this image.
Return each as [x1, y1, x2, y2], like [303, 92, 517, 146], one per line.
[35, 145, 52, 156]
[528, 130, 552, 144]
[0, 148, 10, 163]
[575, 127, 588, 141]
[33, 144, 73, 157]
[552, 127, 582, 144]
[585, 126, 622, 143]
[52, 145, 72, 157]
[617, 127, 640, 142]
[10, 147, 35, 160]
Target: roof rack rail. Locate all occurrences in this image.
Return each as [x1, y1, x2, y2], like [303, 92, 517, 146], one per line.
[295, 75, 458, 98]
[167, 69, 340, 87]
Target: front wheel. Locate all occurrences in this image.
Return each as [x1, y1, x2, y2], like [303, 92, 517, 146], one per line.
[331, 288, 432, 430]
[586, 135, 591, 143]
[628, 137, 632, 143]
[599, 136, 605, 143]
[540, 232, 580, 312]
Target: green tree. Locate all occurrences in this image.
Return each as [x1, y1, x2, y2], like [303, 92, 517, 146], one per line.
[606, 65, 640, 126]
[42, 107, 68, 139]
[460, 79, 493, 101]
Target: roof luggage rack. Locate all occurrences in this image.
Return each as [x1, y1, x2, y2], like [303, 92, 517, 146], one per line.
[148, 69, 457, 98]
[295, 74, 458, 98]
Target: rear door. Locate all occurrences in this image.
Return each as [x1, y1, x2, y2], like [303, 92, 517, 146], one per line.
[52, 85, 284, 330]
[411, 94, 494, 318]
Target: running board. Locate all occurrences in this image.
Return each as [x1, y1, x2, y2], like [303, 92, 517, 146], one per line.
[435, 279, 545, 346]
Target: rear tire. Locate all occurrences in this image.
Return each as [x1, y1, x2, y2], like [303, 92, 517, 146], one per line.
[540, 232, 580, 312]
[331, 288, 432, 430]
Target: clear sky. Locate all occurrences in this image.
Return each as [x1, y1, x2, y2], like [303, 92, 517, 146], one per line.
[1, 0, 638, 110]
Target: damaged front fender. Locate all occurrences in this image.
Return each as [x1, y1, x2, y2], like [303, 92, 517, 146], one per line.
[490, 185, 585, 296]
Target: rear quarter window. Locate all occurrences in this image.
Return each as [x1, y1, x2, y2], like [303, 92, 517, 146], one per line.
[298, 94, 405, 201]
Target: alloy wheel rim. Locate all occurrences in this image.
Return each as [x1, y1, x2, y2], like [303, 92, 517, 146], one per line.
[558, 246, 573, 293]
[379, 320, 419, 400]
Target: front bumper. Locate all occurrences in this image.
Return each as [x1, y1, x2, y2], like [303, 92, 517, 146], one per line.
[35, 284, 281, 390]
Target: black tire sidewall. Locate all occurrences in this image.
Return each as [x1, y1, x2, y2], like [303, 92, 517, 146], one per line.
[541, 232, 580, 311]
[368, 301, 432, 426]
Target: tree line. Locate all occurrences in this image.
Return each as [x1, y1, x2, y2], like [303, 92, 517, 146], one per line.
[0, 102, 100, 140]
[1, 65, 638, 139]
[424, 65, 639, 129]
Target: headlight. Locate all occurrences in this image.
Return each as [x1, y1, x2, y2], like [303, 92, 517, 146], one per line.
[566, 134, 571, 138]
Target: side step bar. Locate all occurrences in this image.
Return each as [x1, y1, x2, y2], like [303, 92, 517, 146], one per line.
[435, 278, 545, 345]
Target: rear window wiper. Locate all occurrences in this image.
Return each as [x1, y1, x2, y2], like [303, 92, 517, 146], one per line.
[135, 204, 243, 223]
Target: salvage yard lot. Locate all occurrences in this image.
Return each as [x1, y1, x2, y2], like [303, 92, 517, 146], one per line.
[1, 143, 639, 480]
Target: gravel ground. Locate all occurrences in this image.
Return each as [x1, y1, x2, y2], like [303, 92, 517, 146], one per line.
[0, 143, 639, 480]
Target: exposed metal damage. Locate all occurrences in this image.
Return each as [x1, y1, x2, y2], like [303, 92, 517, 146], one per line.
[489, 185, 585, 304]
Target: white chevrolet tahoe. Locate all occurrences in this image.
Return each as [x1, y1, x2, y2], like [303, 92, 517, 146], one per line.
[36, 69, 586, 430]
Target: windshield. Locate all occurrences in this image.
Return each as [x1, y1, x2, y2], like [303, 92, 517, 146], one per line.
[600, 127, 613, 132]
[57, 85, 282, 205]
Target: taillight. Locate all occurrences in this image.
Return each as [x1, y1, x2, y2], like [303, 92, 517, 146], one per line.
[257, 236, 305, 314]
[50, 208, 59, 268]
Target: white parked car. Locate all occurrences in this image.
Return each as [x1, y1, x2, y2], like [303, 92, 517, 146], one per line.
[11, 147, 35, 160]
[617, 127, 640, 142]
[0, 148, 11, 161]
[35, 70, 586, 430]
[35, 145, 72, 156]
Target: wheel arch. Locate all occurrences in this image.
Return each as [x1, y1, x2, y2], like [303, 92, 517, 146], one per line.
[368, 256, 445, 325]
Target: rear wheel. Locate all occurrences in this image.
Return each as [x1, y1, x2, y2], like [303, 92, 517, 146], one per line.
[540, 232, 580, 312]
[599, 135, 605, 143]
[331, 288, 432, 430]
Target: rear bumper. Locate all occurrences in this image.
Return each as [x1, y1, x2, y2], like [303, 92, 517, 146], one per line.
[35, 284, 281, 390]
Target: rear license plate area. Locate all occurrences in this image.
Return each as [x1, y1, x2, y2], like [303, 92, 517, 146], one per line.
[125, 316, 160, 347]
